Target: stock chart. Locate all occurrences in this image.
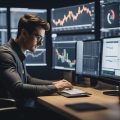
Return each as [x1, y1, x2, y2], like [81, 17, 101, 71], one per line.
[52, 41, 76, 70]
[25, 49, 46, 66]
[51, 2, 95, 33]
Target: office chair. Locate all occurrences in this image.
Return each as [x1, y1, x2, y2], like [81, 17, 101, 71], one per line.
[0, 98, 23, 120]
[0, 98, 17, 111]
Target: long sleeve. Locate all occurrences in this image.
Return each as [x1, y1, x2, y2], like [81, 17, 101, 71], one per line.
[0, 52, 57, 99]
[27, 74, 53, 85]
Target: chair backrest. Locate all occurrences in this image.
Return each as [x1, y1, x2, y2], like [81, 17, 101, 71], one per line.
[0, 98, 17, 111]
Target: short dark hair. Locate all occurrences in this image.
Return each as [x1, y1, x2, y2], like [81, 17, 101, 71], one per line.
[16, 13, 50, 38]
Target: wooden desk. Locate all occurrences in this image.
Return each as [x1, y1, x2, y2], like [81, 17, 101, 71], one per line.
[37, 87, 120, 120]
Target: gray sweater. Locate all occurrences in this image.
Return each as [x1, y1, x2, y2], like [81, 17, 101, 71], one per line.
[0, 39, 57, 100]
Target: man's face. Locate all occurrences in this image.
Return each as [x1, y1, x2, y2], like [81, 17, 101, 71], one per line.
[23, 28, 45, 52]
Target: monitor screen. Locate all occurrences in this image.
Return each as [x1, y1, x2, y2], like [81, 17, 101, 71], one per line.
[51, 2, 95, 33]
[101, 37, 120, 80]
[0, 8, 7, 45]
[10, 8, 47, 38]
[52, 41, 76, 71]
[76, 40, 101, 76]
[100, 2, 120, 38]
[10, 8, 47, 66]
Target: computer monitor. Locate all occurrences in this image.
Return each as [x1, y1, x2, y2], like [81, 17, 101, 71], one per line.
[100, 2, 120, 38]
[0, 8, 7, 45]
[101, 37, 120, 81]
[52, 34, 95, 71]
[76, 40, 101, 76]
[10, 8, 47, 66]
[101, 37, 120, 96]
[51, 2, 95, 33]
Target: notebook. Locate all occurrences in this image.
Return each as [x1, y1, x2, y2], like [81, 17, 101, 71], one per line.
[58, 88, 91, 98]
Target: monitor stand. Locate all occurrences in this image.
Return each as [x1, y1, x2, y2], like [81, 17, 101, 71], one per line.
[103, 85, 120, 104]
[95, 81, 120, 97]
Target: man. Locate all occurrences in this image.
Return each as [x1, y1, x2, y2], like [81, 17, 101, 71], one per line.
[0, 13, 72, 107]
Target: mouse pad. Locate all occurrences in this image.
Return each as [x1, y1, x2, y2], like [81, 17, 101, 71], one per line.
[65, 102, 107, 111]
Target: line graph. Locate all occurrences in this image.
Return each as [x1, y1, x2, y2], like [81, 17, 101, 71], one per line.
[51, 2, 95, 32]
[55, 49, 76, 68]
[52, 42, 76, 70]
[25, 49, 46, 66]
[52, 5, 92, 26]
[25, 50, 45, 58]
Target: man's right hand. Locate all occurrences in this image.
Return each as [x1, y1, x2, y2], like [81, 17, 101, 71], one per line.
[54, 80, 73, 91]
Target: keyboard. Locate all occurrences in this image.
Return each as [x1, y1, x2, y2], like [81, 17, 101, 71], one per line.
[59, 88, 91, 98]
[61, 88, 86, 95]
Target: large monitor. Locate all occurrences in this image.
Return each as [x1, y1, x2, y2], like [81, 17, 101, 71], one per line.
[51, 2, 95, 33]
[100, 2, 120, 38]
[76, 40, 101, 76]
[101, 37, 120, 81]
[52, 34, 95, 71]
[0, 8, 7, 45]
[10, 8, 47, 66]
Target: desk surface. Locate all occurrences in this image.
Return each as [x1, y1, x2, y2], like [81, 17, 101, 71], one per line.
[37, 87, 120, 120]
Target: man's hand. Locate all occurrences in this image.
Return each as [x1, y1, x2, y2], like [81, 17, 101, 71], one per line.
[53, 79, 73, 91]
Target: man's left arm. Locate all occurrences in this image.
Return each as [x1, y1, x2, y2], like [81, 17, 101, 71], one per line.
[27, 74, 53, 85]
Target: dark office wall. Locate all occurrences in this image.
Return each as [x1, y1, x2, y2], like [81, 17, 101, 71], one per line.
[0, 0, 94, 8]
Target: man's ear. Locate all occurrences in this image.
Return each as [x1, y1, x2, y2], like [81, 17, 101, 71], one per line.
[21, 29, 28, 43]
[21, 29, 28, 37]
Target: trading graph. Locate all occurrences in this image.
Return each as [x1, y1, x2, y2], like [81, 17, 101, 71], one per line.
[51, 2, 95, 33]
[101, 2, 120, 38]
[55, 48, 76, 67]
[25, 49, 46, 66]
[102, 38, 120, 77]
[52, 42, 76, 70]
